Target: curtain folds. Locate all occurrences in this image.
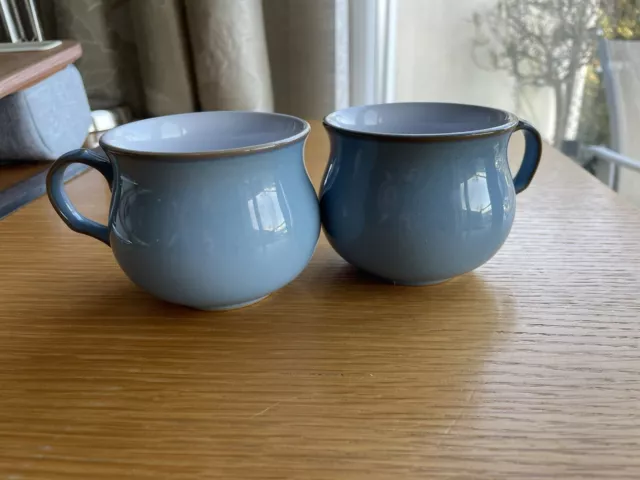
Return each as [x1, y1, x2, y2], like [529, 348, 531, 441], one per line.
[45, 0, 346, 120]
[130, 0, 196, 116]
[185, 0, 273, 112]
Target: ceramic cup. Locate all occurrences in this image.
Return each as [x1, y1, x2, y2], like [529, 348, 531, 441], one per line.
[47, 111, 320, 310]
[320, 102, 542, 285]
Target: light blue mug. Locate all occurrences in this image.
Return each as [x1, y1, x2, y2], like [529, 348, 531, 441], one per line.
[320, 102, 542, 285]
[47, 111, 320, 310]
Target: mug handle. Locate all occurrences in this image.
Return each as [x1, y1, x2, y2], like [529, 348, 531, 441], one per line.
[512, 120, 543, 194]
[46, 148, 114, 246]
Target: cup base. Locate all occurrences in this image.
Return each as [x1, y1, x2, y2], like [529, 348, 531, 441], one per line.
[390, 278, 452, 287]
[201, 295, 269, 312]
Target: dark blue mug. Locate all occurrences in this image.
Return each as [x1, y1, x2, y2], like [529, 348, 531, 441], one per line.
[320, 102, 542, 285]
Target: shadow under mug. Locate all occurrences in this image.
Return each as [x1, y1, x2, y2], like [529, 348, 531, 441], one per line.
[46, 111, 321, 310]
[320, 102, 542, 285]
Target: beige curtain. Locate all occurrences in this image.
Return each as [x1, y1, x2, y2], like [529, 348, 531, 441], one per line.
[46, 0, 346, 120]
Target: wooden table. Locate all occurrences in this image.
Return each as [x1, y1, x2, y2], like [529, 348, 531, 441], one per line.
[0, 122, 639, 479]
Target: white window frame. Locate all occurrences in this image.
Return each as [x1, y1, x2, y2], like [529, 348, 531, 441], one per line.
[338, 0, 397, 108]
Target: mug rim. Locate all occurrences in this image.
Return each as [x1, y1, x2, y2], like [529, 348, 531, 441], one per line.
[99, 111, 310, 158]
[323, 102, 520, 141]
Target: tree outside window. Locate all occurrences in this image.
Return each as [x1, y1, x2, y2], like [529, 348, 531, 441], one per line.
[472, 0, 640, 151]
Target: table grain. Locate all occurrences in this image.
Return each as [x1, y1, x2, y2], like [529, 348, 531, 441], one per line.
[0, 122, 639, 479]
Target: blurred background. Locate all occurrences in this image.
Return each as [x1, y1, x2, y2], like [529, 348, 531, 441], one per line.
[2, 0, 640, 203]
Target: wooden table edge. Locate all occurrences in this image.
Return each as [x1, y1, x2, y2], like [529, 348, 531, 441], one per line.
[0, 40, 83, 100]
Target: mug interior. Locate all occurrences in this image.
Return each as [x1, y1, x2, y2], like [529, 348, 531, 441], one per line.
[100, 111, 309, 156]
[324, 103, 518, 138]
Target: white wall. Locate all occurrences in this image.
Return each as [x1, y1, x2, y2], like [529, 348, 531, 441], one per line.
[393, 0, 555, 140]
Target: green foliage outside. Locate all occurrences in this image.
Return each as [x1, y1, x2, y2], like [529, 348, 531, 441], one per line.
[577, 0, 640, 148]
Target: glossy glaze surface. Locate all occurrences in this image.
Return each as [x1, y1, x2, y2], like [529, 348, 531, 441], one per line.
[48, 112, 320, 310]
[320, 103, 541, 285]
[110, 143, 319, 309]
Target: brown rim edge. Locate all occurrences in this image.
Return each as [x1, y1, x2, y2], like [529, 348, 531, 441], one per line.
[99, 114, 311, 159]
[322, 102, 521, 142]
[322, 119, 519, 142]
